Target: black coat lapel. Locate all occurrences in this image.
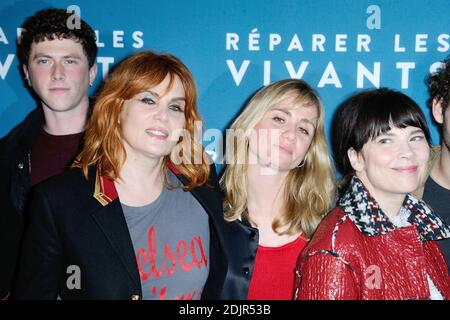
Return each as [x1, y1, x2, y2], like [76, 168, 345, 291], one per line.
[90, 200, 141, 289]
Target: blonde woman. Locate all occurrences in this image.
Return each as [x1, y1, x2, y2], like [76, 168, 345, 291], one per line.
[220, 79, 335, 300]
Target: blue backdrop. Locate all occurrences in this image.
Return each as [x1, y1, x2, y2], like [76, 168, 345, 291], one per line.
[1, 0, 449, 164]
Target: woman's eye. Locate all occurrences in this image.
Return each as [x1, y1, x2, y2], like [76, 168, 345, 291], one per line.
[298, 127, 309, 135]
[169, 104, 184, 112]
[378, 138, 391, 144]
[273, 116, 285, 123]
[411, 135, 425, 141]
[140, 97, 155, 105]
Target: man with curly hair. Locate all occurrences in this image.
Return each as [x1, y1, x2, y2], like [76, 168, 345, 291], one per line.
[415, 56, 450, 272]
[0, 8, 97, 298]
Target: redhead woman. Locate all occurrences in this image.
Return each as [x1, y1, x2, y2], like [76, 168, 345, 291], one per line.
[14, 51, 228, 300]
[220, 79, 335, 300]
[295, 88, 450, 300]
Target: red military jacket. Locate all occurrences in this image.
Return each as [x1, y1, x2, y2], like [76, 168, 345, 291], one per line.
[295, 176, 450, 300]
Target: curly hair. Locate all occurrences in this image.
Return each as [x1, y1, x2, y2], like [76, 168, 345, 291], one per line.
[18, 8, 97, 67]
[426, 56, 450, 112]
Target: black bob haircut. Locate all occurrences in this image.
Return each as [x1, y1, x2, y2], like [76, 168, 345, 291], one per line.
[331, 88, 431, 179]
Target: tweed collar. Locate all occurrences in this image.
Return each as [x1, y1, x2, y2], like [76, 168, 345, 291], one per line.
[338, 176, 450, 241]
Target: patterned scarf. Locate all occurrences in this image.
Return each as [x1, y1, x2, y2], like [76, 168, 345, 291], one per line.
[338, 176, 450, 242]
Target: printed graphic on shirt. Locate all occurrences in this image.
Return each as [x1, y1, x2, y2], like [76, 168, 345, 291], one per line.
[135, 225, 209, 300]
[122, 171, 210, 300]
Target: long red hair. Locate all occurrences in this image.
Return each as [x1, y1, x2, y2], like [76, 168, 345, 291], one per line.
[73, 51, 210, 190]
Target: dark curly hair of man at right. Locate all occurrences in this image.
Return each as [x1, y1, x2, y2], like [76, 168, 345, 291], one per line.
[426, 56, 450, 113]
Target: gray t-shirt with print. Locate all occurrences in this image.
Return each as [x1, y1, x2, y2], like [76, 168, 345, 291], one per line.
[121, 171, 210, 300]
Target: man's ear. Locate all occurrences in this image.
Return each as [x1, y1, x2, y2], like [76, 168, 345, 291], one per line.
[22, 64, 31, 86]
[88, 63, 98, 87]
[347, 147, 364, 172]
[432, 97, 444, 125]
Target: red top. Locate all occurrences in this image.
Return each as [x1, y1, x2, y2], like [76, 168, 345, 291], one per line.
[247, 234, 308, 300]
[31, 128, 82, 186]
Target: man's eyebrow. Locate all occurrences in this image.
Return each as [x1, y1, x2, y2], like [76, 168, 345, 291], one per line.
[32, 54, 51, 59]
[63, 54, 82, 59]
[31, 53, 83, 59]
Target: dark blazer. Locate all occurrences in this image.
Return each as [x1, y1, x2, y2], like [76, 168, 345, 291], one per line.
[220, 219, 259, 300]
[14, 164, 228, 300]
[0, 108, 45, 298]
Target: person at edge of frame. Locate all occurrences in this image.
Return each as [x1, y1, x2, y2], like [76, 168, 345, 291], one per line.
[414, 56, 450, 273]
[0, 8, 97, 299]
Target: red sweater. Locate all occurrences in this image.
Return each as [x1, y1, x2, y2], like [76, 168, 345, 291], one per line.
[31, 128, 82, 186]
[247, 235, 308, 300]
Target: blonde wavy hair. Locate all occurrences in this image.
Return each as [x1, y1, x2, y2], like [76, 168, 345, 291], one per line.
[73, 51, 210, 190]
[220, 79, 336, 238]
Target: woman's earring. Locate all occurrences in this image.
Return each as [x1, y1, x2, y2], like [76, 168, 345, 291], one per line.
[298, 159, 305, 168]
[298, 155, 307, 168]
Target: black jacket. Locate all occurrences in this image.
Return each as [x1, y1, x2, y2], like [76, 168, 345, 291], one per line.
[14, 165, 228, 300]
[0, 108, 45, 298]
[220, 219, 259, 300]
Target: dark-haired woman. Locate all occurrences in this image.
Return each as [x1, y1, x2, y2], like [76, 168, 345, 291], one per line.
[295, 88, 450, 300]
